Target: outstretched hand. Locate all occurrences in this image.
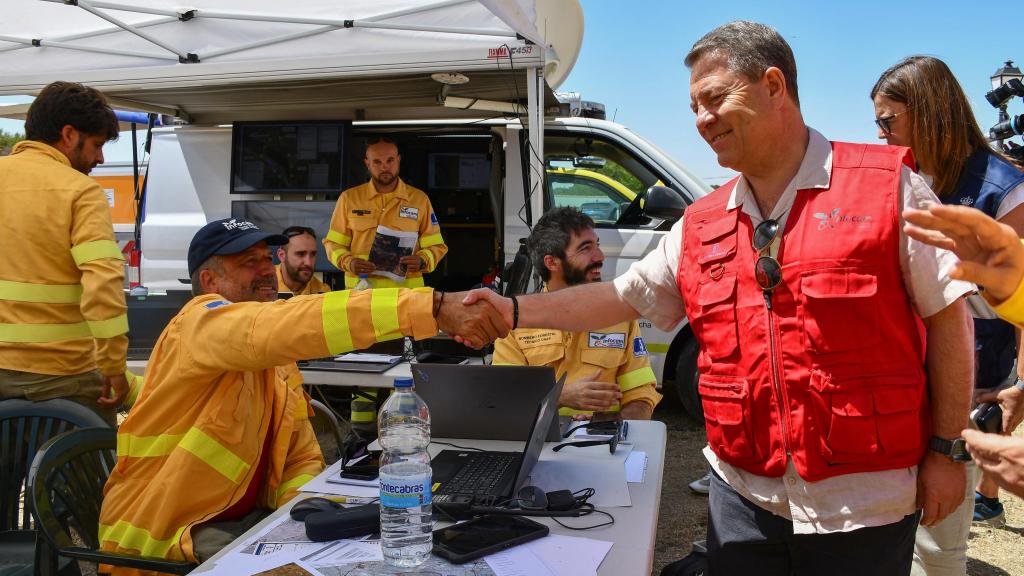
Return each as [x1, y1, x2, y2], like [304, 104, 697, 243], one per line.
[904, 204, 1024, 301]
[453, 289, 515, 347]
[436, 290, 510, 349]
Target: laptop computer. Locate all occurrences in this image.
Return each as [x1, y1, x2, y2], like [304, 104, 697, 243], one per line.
[411, 364, 563, 442]
[429, 371, 565, 514]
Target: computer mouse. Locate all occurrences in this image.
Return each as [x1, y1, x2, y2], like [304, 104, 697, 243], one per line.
[289, 497, 340, 521]
[516, 485, 548, 511]
[416, 351, 445, 363]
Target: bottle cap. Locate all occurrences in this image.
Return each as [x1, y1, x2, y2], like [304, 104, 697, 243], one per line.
[393, 377, 414, 388]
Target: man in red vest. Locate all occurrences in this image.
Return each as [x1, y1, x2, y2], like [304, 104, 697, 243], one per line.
[464, 21, 975, 575]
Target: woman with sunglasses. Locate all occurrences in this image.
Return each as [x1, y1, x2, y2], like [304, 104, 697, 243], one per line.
[872, 55, 1024, 575]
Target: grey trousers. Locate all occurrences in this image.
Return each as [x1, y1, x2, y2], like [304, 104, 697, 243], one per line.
[911, 460, 979, 576]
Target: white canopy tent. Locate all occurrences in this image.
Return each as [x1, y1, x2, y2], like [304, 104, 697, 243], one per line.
[0, 0, 583, 214]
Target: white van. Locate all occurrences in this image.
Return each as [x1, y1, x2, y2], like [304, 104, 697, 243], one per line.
[136, 113, 710, 418]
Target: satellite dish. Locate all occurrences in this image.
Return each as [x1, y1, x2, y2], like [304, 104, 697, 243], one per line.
[534, 0, 583, 90]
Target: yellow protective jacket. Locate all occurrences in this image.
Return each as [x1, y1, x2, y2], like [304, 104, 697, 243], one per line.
[493, 319, 662, 416]
[0, 141, 127, 376]
[99, 288, 438, 572]
[275, 263, 330, 295]
[323, 179, 447, 289]
[988, 274, 1024, 328]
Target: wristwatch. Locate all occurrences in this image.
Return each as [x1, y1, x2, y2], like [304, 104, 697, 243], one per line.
[928, 436, 971, 462]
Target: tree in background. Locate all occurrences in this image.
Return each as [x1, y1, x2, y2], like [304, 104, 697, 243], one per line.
[0, 128, 24, 156]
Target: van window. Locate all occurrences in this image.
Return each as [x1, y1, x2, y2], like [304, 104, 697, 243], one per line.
[544, 134, 661, 227]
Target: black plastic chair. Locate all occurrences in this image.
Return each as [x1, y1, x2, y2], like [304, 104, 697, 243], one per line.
[28, 427, 195, 575]
[308, 398, 348, 464]
[0, 398, 109, 574]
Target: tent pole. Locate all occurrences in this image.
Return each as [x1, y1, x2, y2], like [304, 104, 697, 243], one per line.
[525, 65, 545, 228]
[0, 35, 176, 60]
[66, 0, 195, 62]
[0, 16, 176, 54]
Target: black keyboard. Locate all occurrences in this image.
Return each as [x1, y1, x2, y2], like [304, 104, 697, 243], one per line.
[436, 453, 520, 496]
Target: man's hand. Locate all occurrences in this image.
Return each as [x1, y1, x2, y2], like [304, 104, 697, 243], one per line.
[98, 373, 129, 407]
[560, 374, 622, 411]
[904, 204, 1024, 301]
[963, 428, 1024, 499]
[399, 255, 423, 274]
[455, 289, 514, 347]
[916, 451, 966, 527]
[436, 290, 509, 349]
[350, 258, 376, 275]
[975, 384, 1024, 434]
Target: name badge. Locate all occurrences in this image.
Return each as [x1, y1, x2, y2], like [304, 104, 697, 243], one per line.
[400, 206, 419, 220]
[589, 332, 626, 349]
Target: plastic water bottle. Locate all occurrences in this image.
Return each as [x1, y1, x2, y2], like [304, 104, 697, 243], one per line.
[353, 273, 371, 291]
[378, 377, 432, 567]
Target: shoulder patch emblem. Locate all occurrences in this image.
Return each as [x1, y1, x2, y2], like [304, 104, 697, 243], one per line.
[204, 300, 231, 310]
[400, 206, 419, 220]
[430, 211, 439, 226]
[633, 336, 649, 357]
[589, 332, 626, 349]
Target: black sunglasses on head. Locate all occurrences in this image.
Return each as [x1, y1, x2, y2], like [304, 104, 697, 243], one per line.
[283, 226, 317, 239]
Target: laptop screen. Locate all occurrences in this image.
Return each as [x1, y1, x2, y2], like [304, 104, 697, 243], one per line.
[511, 373, 566, 491]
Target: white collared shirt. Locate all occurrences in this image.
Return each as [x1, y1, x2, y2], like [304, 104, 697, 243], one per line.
[613, 127, 974, 534]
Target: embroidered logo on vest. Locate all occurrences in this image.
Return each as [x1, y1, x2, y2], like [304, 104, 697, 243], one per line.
[813, 208, 874, 231]
[959, 196, 975, 207]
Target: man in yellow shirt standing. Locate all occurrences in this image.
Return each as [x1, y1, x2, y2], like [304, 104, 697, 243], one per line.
[0, 81, 128, 424]
[276, 226, 330, 296]
[493, 208, 661, 419]
[324, 137, 449, 436]
[99, 218, 507, 569]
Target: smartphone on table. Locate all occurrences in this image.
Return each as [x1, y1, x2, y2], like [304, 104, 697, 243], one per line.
[432, 514, 549, 564]
[340, 450, 381, 481]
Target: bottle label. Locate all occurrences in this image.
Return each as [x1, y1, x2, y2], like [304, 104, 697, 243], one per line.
[379, 471, 433, 508]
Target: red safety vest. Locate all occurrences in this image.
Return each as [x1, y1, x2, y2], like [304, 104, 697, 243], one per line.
[678, 141, 928, 481]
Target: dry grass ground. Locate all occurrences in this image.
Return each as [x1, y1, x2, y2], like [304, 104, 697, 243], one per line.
[650, 391, 1024, 576]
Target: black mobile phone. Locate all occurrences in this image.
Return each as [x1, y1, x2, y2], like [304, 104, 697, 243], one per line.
[432, 514, 549, 564]
[340, 450, 381, 481]
[972, 402, 1003, 434]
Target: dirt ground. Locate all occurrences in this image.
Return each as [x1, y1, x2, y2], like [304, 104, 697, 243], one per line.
[649, 389, 1024, 576]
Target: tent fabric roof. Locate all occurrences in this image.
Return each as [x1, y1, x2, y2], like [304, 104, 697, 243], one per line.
[0, 0, 564, 122]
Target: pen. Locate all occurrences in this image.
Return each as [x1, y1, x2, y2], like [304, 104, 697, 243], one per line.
[323, 495, 378, 505]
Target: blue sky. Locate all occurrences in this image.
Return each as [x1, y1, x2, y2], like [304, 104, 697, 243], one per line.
[3, 1, 1022, 184]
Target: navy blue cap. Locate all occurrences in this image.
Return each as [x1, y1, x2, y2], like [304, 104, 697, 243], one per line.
[187, 218, 288, 276]
[393, 377, 414, 388]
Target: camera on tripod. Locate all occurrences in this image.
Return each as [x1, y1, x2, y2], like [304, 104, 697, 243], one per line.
[987, 77, 1024, 142]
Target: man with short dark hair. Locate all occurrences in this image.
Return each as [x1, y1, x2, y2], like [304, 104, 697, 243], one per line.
[465, 21, 975, 574]
[0, 80, 127, 424]
[99, 218, 507, 568]
[276, 226, 329, 295]
[494, 207, 660, 419]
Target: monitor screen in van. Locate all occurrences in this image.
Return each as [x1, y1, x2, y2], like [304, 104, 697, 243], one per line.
[231, 121, 350, 193]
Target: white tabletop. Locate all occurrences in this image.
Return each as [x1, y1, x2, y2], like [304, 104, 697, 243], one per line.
[193, 420, 667, 576]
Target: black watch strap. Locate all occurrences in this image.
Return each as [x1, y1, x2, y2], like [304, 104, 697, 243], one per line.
[928, 436, 971, 462]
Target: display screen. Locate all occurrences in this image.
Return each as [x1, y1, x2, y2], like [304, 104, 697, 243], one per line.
[433, 515, 547, 556]
[427, 152, 490, 190]
[230, 200, 337, 272]
[231, 121, 349, 193]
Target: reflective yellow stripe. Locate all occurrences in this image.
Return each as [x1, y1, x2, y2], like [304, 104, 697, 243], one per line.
[420, 233, 444, 248]
[322, 291, 354, 354]
[560, 405, 621, 417]
[344, 275, 424, 289]
[98, 521, 185, 559]
[0, 321, 91, 343]
[350, 410, 377, 423]
[617, 366, 657, 391]
[370, 288, 401, 340]
[330, 247, 349, 269]
[87, 313, 129, 338]
[125, 371, 144, 407]
[0, 279, 83, 304]
[179, 428, 251, 484]
[326, 229, 352, 247]
[117, 432, 185, 458]
[419, 249, 436, 272]
[646, 343, 670, 354]
[71, 240, 125, 266]
[275, 474, 315, 503]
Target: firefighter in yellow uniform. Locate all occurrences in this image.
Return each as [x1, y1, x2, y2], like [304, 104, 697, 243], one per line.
[275, 226, 330, 296]
[323, 137, 448, 435]
[0, 81, 128, 424]
[492, 208, 661, 419]
[98, 218, 506, 572]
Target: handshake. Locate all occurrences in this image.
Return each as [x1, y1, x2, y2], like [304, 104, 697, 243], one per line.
[434, 288, 515, 349]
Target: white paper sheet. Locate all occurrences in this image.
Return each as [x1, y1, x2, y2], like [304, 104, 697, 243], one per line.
[528, 534, 614, 576]
[625, 451, 648, 483]
[301, 540, 383, 566]
[485, 546, 555, 576]
[333, 353, 402, 363]
[529, 444, 632, 507]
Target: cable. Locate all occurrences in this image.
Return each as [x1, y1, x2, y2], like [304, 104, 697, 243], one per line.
[430, 441, 484, 452]
[552, 508, 614, 531]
